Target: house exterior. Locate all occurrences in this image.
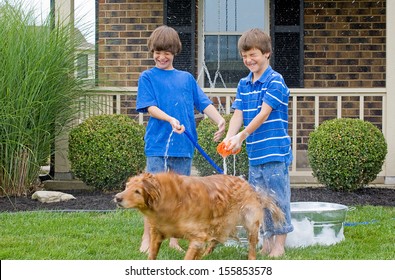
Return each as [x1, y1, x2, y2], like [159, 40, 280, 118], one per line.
[53, 0, 395, 185]
[75, 28, 95, 85]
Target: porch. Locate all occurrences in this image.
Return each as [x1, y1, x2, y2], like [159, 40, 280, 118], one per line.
[45, 0, 395, 186]
[52, 86, 390, 185]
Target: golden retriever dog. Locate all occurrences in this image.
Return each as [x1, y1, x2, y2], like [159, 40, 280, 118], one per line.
[115, 172, 284, 260]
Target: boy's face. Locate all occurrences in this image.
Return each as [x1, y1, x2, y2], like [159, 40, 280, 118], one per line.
[153, 50, 174, 70]
[241, 48, 270, 79]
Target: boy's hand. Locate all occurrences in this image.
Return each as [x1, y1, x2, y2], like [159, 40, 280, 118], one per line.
[225, 134, 243, 153]
[213, 117, 226, 142]
[169, 118, 185, 134]
[225, 131, 249, 153]
[217, 141, 240, 158]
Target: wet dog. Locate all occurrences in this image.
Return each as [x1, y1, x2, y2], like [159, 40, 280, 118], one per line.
[115, 172, 284, 260]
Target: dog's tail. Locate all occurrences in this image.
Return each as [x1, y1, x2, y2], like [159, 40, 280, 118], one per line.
[257, 191, 286, 227]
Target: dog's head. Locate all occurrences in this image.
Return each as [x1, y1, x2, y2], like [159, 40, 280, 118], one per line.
[114, 173, 160, 210]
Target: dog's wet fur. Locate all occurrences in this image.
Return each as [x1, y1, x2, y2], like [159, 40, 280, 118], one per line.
[115, 172, 284, 260]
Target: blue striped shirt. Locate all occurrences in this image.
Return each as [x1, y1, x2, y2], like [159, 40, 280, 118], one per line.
[232, 66, 293, 166]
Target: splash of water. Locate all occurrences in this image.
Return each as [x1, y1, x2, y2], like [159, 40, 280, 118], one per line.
[232, 154, 237, 176]
[222, 154, 239, 176]
[164, 130, 174, 172]
[222, 157, 227, 175]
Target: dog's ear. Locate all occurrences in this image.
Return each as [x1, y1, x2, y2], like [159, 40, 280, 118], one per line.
[141, 173, 160, 208]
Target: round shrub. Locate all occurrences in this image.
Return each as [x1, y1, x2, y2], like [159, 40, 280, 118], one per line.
[69, 114, 146, 190]
[194, 115, 249, 178]
[307, 118, 387, 192]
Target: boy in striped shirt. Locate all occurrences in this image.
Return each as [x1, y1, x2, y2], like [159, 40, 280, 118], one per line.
[223, 28, 293, 257]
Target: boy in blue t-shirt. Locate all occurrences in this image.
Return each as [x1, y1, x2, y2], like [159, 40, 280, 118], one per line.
[223, 28, 293, 257]
[136, 25, 225, 253]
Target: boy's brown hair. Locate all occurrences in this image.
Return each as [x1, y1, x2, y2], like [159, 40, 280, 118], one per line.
[148, 25, 182, 55]
[238, 28, 272, 57]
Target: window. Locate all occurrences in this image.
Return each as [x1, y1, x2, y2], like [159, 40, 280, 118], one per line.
[77, 53, 88, 78]
[201, 0, 268, 88]
[164, 0, 196, 74]
[74, 0, 96, 83]
[271, 0, 304, 88]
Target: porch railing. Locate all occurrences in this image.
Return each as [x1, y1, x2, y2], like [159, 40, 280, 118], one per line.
[79, 87, 387, 183]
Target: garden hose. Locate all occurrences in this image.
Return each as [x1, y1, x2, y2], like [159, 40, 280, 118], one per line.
[183, 129, 224, 174]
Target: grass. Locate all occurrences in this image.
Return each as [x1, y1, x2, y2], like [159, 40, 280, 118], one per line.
[0, 206, 394, 260]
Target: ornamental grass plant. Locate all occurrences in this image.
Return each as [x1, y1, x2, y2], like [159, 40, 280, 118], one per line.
[0, 1, 89, 196]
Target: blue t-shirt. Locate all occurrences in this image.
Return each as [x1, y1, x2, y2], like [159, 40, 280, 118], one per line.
[136, 67, 212, 158]
[232, 66, 293, 166]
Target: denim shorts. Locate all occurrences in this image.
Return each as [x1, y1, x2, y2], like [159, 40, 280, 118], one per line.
[146, 156, 192, 176]
[248, 162, 294, 237]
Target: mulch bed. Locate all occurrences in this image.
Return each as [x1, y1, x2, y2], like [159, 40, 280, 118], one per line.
[1, 186, 394, 212]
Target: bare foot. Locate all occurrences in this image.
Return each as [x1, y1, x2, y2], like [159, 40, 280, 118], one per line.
[169, 238, 184, 252]
[267, 234, 286, 258]
[268, 244, 285, 258]
[139, 237, 150, 253]
[260, 237, 274, 255]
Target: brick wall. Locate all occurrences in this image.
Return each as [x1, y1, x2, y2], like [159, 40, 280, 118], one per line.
[97, 0, 163, 87]
[293, 0, 386, 157]
[304, 0, 386, 88]
[97, 0, 386, 156]
[98, 0, 386, 88]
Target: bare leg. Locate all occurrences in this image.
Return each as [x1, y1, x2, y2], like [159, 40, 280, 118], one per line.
[268, 234, 286, 258]
[139, 217, 150, 253]
[261, 236, 274, 255]
[169, 237, 184, 252]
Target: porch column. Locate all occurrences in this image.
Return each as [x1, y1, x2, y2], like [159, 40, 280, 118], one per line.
[53, 0, 74, 180]
[385, 0, 395, 184]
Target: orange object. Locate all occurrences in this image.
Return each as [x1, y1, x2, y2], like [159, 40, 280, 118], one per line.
[216, 142, 241, 157]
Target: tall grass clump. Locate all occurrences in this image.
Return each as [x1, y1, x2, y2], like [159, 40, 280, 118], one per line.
[0, 1, 89, 196]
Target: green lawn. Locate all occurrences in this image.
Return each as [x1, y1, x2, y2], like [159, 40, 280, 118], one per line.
[0, 206, 394, 260]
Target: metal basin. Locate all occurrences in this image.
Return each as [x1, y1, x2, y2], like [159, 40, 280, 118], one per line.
[224, 226, 249, 247]
[286, 202, 348, 248]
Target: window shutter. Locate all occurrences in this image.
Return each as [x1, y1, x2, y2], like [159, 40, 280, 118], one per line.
[164, 0, 196, 75]
[271, 0, 304, 88]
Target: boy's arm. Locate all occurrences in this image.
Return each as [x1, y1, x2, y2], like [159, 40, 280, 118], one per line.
[225, 109, 244, 139]
[243, 102, 272, 136]
[147, 105, 185, 134]
[202, 104, 226, 142]
[225, 103, 272, 153]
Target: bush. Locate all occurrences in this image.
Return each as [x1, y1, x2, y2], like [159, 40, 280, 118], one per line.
[194, 115, 249, 178]
[307, 118, 387, 191]
[69, 114, 146, 190]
